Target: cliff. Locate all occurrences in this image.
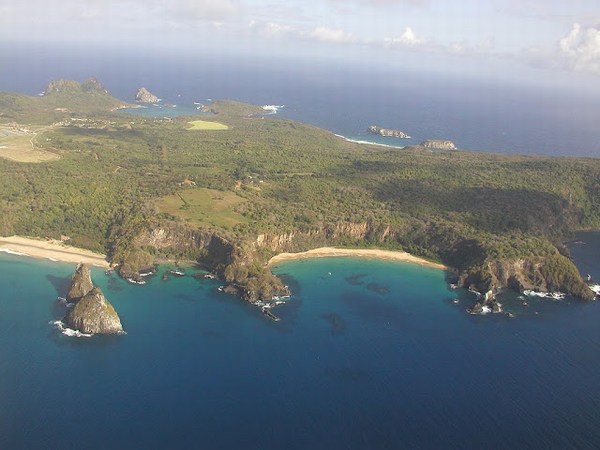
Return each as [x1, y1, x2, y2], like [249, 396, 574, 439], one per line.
[135, 87, 159, 103]
[421, 139, 456, 150]
[63, 264, 124, 334]
[64, 287, 123, 334]
[368, 126, 410, 139]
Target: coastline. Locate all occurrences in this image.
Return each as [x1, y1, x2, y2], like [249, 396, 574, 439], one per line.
[0, 236, 109, 268]
[268, 247, 448, 270]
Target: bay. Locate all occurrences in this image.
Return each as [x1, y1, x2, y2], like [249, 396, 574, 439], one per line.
[1, 243, 600, 449]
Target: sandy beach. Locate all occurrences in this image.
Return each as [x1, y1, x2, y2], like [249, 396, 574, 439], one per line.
[0, 236, 109, 268]
[268, 247, 448, 270]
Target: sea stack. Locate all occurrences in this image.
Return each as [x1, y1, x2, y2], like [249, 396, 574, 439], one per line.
[66, 263, 93, 302]
[63, 263, 124, 334]
[135, 87, 159, 103]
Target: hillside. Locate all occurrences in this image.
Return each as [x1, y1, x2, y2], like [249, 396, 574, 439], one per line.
[0, 78, 598, 307]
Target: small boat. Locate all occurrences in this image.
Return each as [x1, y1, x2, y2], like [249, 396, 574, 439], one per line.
[452, 298, 459, 304]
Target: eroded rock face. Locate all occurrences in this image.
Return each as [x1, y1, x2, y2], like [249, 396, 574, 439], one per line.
[64, 287, 123, 334]
[135, 87, 159, 103]
[66, 263, 93, 302]
[421, 139, 457, 150]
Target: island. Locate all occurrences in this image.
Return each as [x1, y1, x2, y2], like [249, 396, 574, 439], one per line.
[421, 139, 457, 150]
[135, 87, 159, 103]
[0, 77, 598, 321]
[63, 263, 124, 334]
[367, 125, 411, 138]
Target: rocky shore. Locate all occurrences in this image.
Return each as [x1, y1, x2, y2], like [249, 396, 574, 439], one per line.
[367, 125, 411, 139]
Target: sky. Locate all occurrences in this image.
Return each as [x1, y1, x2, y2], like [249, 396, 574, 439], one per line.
[1, 0, 600, 88]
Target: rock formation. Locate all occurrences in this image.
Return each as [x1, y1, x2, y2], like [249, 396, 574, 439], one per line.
[64, 287, 123, 334]
[45, 77, 108, 95]
[135, 87, 159, 103]
[66, 263, 94, 302]
[421, 139, 457, 150]
[367, 126, 410, 139]
[63, 263, 124, 334]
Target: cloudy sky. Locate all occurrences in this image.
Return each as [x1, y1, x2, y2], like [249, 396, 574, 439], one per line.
[2, 0, 600, 83]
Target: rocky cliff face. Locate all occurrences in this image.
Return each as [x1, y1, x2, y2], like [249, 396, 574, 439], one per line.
[421, 140, 456, 150]
[63, 264, 124, 334]
[45, 77, 108, 95]
[66, 263, 94, 302]
[64, 287, 123, 334]
[367, 126, 410, 139]
[135, 87, 159, 103]
[459, 255, 595, 301]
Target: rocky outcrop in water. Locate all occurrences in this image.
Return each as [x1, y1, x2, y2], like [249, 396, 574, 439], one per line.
[66, 263, 94, 302]
[421, 139, 456, 150]
[64, 287, 123, 334]
[367, 126, 410, 139]
[135, 87, 159, 103]
[63, 264, 123, 334]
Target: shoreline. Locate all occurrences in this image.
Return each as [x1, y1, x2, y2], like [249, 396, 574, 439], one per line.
[268, 247, 448, 270]
[0, 236, 109, 268]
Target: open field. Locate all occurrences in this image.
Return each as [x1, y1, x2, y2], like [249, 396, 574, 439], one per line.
[0, 126, 59, 162]
[187, 120, 229, 130]
[156, 188, 248, 229]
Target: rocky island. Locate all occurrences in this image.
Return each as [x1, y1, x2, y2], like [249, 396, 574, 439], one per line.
[63, 264, 124, 334]
[421, 139, 457, 150]
[135, 87, 159, 103]
[367, 125, 411, 138]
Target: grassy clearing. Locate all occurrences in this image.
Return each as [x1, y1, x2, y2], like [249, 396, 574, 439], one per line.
[0, 128, 59, 162]
[156, 188, 247, 229]
[187, 120, 229, 131]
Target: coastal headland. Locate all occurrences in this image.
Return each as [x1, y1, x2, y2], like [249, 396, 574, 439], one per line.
[0, 236, 109, 268]
[268, 247, 448, 270]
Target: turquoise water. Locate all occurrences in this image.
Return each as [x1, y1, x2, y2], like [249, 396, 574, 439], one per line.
[1, 245, 600, 449]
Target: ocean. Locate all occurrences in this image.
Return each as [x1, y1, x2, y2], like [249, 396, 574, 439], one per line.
[1, 235, 600, 449]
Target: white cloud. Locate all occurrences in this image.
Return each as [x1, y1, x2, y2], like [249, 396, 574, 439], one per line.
[180, 0, 238, 21]
[307, 26, 354, 43]
[384, 27, 424, 48]
[558, 23, 600, 73]
[248, 20, 294, 38]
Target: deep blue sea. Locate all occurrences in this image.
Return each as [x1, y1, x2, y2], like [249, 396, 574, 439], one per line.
[1, 233, 600, 449]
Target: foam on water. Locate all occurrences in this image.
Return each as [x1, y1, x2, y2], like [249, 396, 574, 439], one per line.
[0, 248, 26, 256]
[49, 320, 93, 338]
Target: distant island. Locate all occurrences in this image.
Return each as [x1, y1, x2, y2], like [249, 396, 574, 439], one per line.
[0, 76, 598, 321]
[367, 125, 411, 138]
[135, 87, 159, 103]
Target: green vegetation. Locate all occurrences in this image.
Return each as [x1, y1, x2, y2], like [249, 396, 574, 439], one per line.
[0, 79, 598, 301]
[187, 120, 229, 130]
[156, 188, 247, 229]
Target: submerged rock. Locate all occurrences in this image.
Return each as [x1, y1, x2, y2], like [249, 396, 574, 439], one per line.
[64, 287, 123, 334]
[66, 263, 93, 302]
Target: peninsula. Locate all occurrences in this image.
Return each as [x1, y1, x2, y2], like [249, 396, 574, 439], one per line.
[0, 77, 598, 316]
